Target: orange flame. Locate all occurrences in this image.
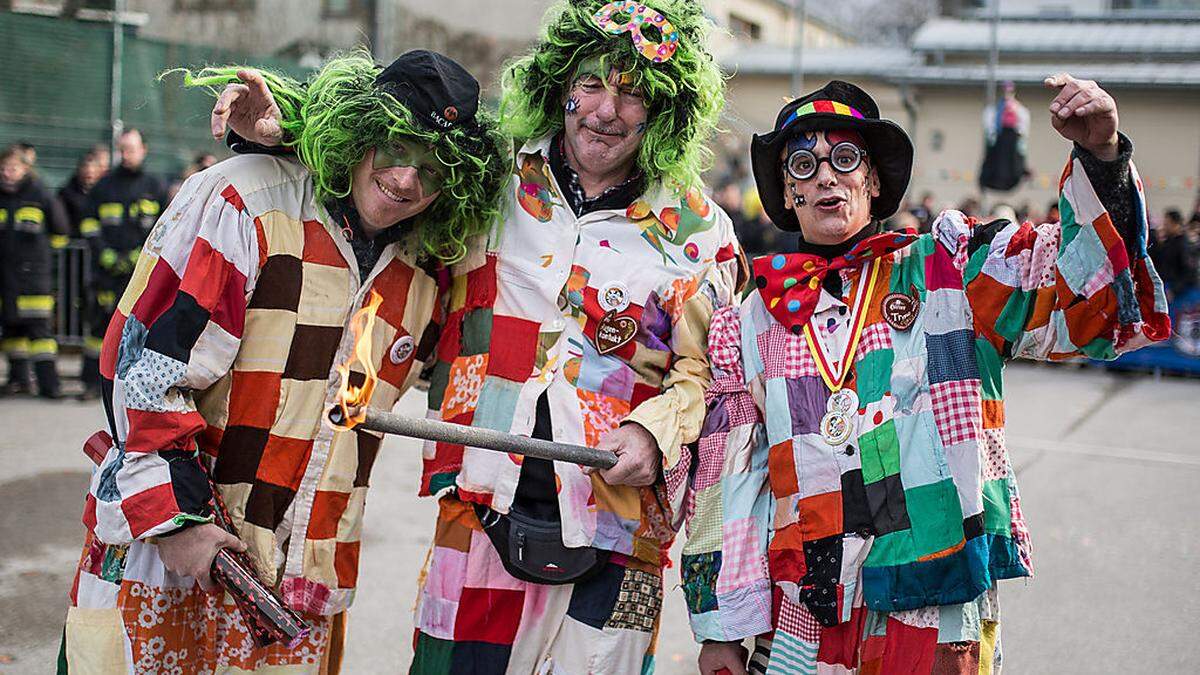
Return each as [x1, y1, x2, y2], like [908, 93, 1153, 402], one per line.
[334, 290, 384, 429]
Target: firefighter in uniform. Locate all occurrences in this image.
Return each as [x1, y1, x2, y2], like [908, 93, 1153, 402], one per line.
[79, 128, 166, 399]
[0, 144, 68, 398]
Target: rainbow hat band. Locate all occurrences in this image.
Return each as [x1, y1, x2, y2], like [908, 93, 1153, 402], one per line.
[782, 100, 866, 127]
[593, 1, 680, 63]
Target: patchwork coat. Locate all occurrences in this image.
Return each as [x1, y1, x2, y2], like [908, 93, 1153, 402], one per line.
[418, 135, 743, 564]
[66, 154, 443, 672]
[682, 149, 1168, 672]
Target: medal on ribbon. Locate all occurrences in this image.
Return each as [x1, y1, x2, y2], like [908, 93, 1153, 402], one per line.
[803, 259, 880, 445]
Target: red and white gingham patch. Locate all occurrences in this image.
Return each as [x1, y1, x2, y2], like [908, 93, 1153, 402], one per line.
[708, 306, 743, 375]
[857, 321, 894, 357]
[758, 323, 818, 379]
[724, 390, 760, 428]
[776, 593, 822, 642]
[694, 431, 727, 492]
[930, 378, 981, 447]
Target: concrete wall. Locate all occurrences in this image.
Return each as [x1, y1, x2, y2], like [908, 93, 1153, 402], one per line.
[707, 0, 852, 58]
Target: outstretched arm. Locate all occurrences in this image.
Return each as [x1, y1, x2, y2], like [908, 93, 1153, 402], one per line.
[948, 74, 1169, 362]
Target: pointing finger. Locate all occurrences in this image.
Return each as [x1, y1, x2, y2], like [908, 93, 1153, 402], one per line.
[1043, 72, 1073, 89]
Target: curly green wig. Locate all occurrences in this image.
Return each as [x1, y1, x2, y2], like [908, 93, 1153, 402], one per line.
[500, 0, 725, 191]
[176, 50, 509, 263]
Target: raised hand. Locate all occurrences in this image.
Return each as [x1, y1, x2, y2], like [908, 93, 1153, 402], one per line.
[1043, 73, 1119, 161]
[210, 69, 284, 146]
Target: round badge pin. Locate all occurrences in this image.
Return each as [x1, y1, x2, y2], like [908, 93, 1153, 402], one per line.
[598, 281, 631, 313]
[819, 411, 853, 446]
[389, 335, 415, 365]
[826, 389, 860, 415]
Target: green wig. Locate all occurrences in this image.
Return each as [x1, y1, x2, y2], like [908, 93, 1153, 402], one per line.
[500, 0, 725, 190]
[176, 50, 509, 263]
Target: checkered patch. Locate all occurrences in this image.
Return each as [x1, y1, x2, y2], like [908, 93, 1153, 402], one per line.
[757, 323, 817, 379]
[857, 321, 894, 357]
[695, 430, 728, 492]
[606, 568, 662, 632]
[709, 306, 743, 376]
[716, 517, 768, 593]
[776, 594, 821, 642]
[930, 378, 981, 447]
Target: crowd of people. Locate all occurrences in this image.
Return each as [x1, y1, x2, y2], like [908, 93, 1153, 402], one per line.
[0, 133, 218, 399]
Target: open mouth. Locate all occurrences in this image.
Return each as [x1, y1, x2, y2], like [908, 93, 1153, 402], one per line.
[814, 195, 846, 211]
[375, 178, 412, 204]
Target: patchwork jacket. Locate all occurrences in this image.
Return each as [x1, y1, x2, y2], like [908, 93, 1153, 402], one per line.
[682, 147, 1169, 642]
[80, 154, 442, 616]
[419, 135, 743, 565]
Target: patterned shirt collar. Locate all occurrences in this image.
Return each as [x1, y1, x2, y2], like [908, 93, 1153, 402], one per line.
[547, 133, 645, 217]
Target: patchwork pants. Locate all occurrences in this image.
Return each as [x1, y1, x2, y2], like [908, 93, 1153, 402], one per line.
[748, 586, 1001, 674]
[411, 496, 663, 675]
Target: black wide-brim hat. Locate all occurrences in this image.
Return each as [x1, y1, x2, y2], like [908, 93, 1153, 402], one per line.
[750, 80, 914, 232]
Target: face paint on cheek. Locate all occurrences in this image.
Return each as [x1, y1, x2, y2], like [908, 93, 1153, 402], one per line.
[565, 95, 580, 115]
[635, 121, 646, 135]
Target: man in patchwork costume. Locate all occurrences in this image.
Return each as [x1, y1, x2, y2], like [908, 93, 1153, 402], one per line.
[687, 78, 1168, 674]
[410, 1, 742, 672]
[61, 50, 508, 673]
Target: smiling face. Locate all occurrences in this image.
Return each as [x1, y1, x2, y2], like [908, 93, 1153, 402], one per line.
[781, 129, 880, 245]
[349, 146, 442, 236]
[560, 60, 648, 186]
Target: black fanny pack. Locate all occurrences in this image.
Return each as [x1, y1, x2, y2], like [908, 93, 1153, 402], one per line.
[473, 503, 609, 585]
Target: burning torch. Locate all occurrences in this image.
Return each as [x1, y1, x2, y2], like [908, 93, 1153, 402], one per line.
[328, 292, 617, 470]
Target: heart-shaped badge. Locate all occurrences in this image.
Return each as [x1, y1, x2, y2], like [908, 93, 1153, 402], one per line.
[594, 311, 638, 355]
[881, 286, 920, 332]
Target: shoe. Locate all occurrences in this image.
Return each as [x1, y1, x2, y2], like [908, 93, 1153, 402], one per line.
[77, 385, 103, 402]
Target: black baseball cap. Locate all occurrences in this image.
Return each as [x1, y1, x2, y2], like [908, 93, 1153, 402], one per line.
[375, 49, 480, 132]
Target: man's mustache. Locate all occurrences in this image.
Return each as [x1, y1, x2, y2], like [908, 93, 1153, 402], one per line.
[581, 120, 628, 138]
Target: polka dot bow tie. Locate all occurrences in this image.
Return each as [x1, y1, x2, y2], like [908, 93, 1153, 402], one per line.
[752, 232, 919, 333]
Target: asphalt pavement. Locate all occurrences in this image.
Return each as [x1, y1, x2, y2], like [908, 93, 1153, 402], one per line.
[2, 361, 1197, 673]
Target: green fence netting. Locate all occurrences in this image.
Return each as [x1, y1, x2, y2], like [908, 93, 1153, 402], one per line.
[0, 10, 310, 188]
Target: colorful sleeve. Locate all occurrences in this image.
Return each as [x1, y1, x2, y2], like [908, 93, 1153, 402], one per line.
[418, 236, 498, 497]
[625, 211, 744, 499]
[83, 169, 261, 545]
[680, 304, 774, 643]
[939, 139, 1170, 362]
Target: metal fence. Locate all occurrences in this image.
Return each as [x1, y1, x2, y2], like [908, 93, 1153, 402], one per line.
[52, 241, 92, 349]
